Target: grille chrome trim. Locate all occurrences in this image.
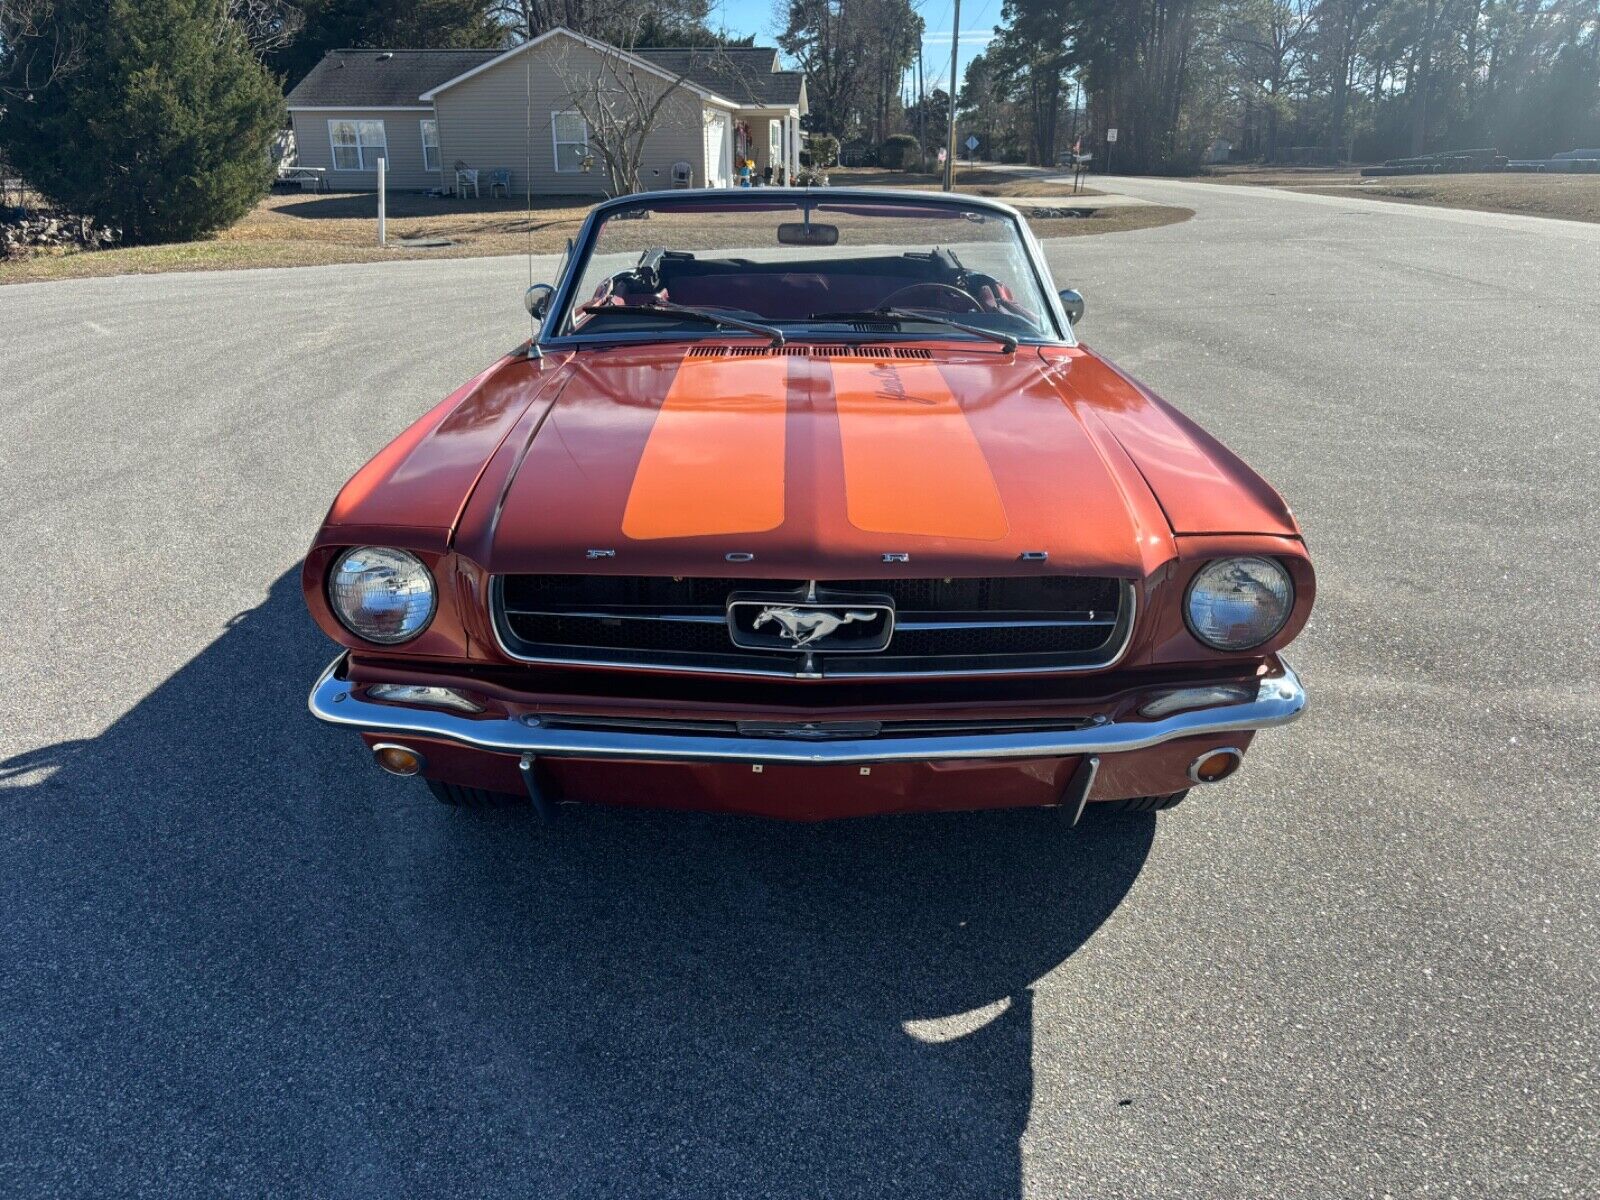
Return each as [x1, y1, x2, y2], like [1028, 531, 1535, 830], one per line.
[500, 608, 730, 623]
[500, 608, 1114, 631]
[489, 577, 1138, 678]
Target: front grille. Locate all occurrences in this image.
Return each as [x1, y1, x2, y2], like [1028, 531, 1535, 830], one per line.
[493, 575, 1133, 678]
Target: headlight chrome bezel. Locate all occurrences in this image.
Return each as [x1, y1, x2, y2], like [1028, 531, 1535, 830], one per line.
[328, 546, 437, 645]
[1184, 556, 1295, 652]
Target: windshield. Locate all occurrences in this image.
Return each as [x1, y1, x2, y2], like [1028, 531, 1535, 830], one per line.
[555, 195, 1062, 344]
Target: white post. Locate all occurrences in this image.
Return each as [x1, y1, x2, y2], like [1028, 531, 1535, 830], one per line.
[376, 156, 387, 246]
[789, 115, 800, 182]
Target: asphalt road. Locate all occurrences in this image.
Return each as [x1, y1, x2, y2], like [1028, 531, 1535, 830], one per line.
[2, 181, 1596, 1198]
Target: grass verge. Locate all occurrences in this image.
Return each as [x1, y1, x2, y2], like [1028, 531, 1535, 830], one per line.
[1199, 164, 1600, 223]
[1027, 204, 1191, 238]
[1, 179, 1184, 286]
[829, 165, 1102, 197]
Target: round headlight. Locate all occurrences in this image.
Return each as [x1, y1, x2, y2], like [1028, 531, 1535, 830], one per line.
[328, 547, 435, 644]
[1185, 557, 1294, 651]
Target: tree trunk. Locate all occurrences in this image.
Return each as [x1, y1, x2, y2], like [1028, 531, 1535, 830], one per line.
[1408, 0, 1440, 155]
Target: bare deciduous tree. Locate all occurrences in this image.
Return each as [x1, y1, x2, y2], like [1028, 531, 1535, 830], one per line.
[548, 36, 712, 195]
[489, 0, 723, 46]
[0, 0, 84, 101]
[778, 0, 920, 144]
[221, 0, 303, 57]
[1216, 0, 1316, 158]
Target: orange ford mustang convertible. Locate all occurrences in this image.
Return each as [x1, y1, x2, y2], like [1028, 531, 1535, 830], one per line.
[305, 189, 1312, 822]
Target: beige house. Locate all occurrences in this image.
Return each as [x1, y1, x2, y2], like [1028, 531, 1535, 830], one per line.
[283, 28, 808, 195]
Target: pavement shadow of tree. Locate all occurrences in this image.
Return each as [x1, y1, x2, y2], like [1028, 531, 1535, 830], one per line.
[0, 568, 1153, 1199]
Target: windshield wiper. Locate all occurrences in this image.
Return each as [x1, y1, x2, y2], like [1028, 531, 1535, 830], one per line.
[805, 307, 1018, 352]
[580, 302, 783, 346]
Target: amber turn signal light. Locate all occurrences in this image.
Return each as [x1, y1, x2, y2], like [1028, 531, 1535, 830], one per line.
[372, 743, 425, 777]
[1188, 747, 1243, 784]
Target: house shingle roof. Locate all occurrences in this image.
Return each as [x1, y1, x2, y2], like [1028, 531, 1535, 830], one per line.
[284, 41, 803, 111]
[285, 49, 500, 108]
[632, 47, 804, 107]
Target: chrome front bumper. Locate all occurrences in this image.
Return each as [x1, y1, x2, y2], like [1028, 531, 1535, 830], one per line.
[308, 654, 1306, 766]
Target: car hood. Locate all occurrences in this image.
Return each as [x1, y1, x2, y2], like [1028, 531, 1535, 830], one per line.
[1055, 348, 1300, 539]
[451, 343, 1195, 579]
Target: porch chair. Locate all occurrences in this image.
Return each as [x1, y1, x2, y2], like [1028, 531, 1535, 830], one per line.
[453, 161, 479, 199]
[670, 160, 693, 189]
[488, 168, 512, 199]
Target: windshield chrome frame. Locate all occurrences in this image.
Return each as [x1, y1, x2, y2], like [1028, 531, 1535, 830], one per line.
[535, 187, 1077, 350]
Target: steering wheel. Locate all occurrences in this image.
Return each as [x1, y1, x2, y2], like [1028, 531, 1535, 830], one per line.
[878, 281, 985, 313]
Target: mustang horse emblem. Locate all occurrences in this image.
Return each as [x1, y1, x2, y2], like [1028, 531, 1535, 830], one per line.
[753, 606, 882, 649]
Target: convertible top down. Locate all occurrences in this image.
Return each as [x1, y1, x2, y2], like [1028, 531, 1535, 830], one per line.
[304, 189, 1312, 821]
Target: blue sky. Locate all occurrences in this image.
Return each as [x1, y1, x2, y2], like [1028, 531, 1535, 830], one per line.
[705, 0, 999, 95]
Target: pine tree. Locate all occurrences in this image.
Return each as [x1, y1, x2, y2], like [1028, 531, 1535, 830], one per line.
[0, 0, 283, 243]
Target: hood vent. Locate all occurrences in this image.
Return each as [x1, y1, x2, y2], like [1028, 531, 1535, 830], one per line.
[687, 345, 933, 360]
[687, 344, 811, 357]
[815, 345, 933, 359]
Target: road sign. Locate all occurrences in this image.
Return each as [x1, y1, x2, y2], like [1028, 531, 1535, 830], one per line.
[1107, 128, 1118, 143]
[965, 135, 979, 152]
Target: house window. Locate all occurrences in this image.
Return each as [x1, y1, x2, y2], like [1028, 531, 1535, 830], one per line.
[420, 119, 440, 172]
[328, 119, 386, 171]
[551, 111, 588, 173]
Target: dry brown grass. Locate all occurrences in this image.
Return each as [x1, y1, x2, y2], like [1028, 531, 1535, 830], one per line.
[1315, 175, 1600, 222]
[0, 191, 596, 284]
[1026, 204, 1192, 237]
[1201, 164, 1366, 188]
[1200, 164, 1600, 223]
[830, 165, 1101, 197]
[0, 180, 1182, 286]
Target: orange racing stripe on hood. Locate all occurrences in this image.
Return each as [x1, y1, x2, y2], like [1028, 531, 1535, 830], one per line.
[621, 352, 789, 540]
[829, 357, 1009, 541]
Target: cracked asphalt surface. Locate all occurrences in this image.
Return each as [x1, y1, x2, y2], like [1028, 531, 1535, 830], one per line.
[2, 179, 1596, 1198]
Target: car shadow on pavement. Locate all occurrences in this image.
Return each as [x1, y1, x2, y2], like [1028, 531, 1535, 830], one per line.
[0, 569, 1153, 1199]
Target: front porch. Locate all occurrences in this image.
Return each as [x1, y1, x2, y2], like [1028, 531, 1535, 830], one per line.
[732, 108, 803, 185]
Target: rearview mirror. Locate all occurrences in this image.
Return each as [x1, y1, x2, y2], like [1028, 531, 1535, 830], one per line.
[525, 283, 554, 318]
[777, 221, 839, 247]
[1058, 288, 1085, 326]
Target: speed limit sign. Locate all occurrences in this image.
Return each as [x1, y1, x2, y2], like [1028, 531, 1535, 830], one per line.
[1107, 127, 1119, 143]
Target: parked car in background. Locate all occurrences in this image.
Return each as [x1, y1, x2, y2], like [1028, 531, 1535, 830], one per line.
[304, 189, 1312, 823]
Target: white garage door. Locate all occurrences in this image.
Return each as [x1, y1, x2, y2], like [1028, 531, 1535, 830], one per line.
[703, 112, 729, 187]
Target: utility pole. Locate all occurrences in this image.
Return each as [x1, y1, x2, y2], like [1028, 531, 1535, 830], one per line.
[943, 0, 960, 190]
[1070, 77, 1082, 193]
[916, 42, 926, 172]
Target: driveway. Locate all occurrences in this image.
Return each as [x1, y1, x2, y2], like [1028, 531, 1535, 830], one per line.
[1, 184, 1595, 1198]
